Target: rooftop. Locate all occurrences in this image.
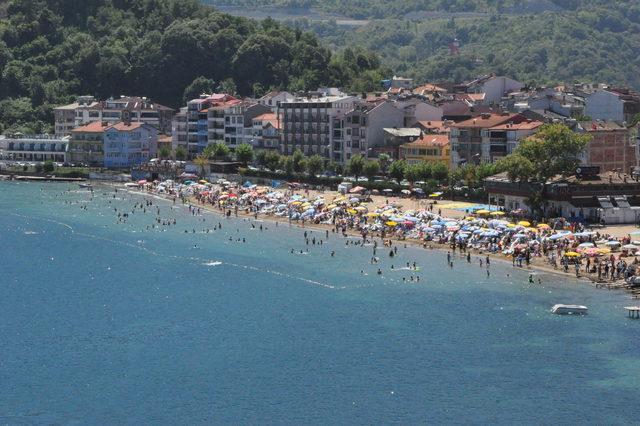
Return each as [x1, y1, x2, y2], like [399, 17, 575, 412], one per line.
[402, 134, 449, 148]
[578, 121, 626, 131]
[452, 113, 521, 128]
[71, 121, 109, 133]
[383, 128, 422, 138]
[489, 120, 544, 131]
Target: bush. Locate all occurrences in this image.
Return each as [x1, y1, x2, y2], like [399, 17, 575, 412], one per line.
[43, 160, 55, 173]
[35, 163, 44, 173]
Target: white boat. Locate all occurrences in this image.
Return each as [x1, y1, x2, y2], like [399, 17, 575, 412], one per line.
[78, 183, 92, 189]
[551, 304, 588, 315]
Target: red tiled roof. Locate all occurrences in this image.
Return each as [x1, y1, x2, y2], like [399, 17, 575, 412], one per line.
[489, 121, 544, 131]
[452, 113, 520, 129]
[254, 113, 280, 130]
[71, 121, 108, 133]
[405, 134, 449, 147]
[108, 122, 147, 132]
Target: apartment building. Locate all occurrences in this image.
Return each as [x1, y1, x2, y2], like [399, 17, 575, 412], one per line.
[69, 121, 109, 166]
[0, 134, 69, 163]
[584, 89, 640, 123]
[251, 113, 280, 150]
[103, 122, 158, 169]
[222, 101, 271, 148]
[449, 112, 536, 168]
[399, 134, 450, 167]
[578, 121, 636, 173]
[278, 94, 358, 162]
[54, 96, 174, 136]
[257, 91, 294, 112]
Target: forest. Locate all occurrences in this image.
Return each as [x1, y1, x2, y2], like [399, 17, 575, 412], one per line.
[211, 0, 640, 89]
[0, 0, 388, 133]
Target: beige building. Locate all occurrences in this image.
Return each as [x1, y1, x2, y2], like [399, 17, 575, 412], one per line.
[69, 121, 108, 166]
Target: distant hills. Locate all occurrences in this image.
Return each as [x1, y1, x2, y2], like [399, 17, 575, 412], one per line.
[206, 0, 640, 89]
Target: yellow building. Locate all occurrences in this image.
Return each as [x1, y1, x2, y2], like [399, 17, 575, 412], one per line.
[399, 134, 450, 167]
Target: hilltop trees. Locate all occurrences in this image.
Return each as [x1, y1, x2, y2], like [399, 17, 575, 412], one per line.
[0, 0, 386, 131]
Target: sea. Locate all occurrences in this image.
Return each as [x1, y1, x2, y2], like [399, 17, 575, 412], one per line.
[1, 181, 640, 424]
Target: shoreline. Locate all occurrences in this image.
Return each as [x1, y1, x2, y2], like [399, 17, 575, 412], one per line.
[103, 181, 626, 290]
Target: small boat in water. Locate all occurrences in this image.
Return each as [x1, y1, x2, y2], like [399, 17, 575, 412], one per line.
[78, 183, 92, 189]
[551, 304, 588, 315]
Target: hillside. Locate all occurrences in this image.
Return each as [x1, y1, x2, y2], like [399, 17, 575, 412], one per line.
[0, 0, 387, 134]
[210, 0, 640, 89]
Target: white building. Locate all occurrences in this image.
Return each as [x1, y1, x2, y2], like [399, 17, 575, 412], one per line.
[257, 91, 294, 112]
[584, 89, 640, 123]
[251, 113, 280, 150]
[0, 134, 69, 163]
[467, 75, 524, 104]
[54, 96, 174, 137]
[395, 98, 444, 126]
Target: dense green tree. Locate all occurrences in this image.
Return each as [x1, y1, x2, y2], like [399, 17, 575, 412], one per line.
[306, 154, 324, 178]
[347, 154, 365, 181]
[175, 145, 187, 161]
[363, 160, 380, 182]
[292, 149, 306, 174]
[389, 160, 406, 183]
[158, 146, 171, 159]
[235, 143, 254, 165]
[183, 76, 216, 103]
[377, 153, 391, 176]
[264, 150, 281, 171]
[255, 149, 268, 168]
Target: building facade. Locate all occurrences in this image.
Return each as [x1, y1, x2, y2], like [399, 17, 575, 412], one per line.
[0, 134, 69, 163]
[578, 121, 636, 174]
[585, 89, 640, 123]
[69, 121, 108, 166]
[278, 95, 357, 162]
[251, 113, 280, 150]
[103, 122, 158, 169]
[55, 96, 174, 136]
[399, 134, 450, 167]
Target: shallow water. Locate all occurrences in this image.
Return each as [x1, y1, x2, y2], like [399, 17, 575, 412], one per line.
[1, 181, 639, 424]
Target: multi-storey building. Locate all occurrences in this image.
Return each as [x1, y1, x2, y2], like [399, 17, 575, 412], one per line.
[480, 119, 544, 163]
[69, 121, 109, 166]
[222, 102, 271, 148]
[171, 108, 188, 154]
[399, 134, 450, 167]
[257, 91, 294, 112]
[585, 89, 640, 123]
[103, 122, 158, 169]
[54, 96, 174, 136]
[278, 94, 358, 162]
[578, 121, 636, 174]
[251, 113, 280, 150]
[0, 134, 69, 163]
[449, 112, 526, 168]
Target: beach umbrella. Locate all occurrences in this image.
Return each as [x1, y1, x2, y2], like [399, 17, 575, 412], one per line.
[622, 244, 638, 250]
[349, 186, 365, 193]
[366, 212, 379, 218]
[403, 216, 419, 222]
[549, 232, 572, 240]
[386, 221, 398, 227]
[475, 209, 491, 215]
[565, 251, 580, 257]
[429, 192, 442, 198]
[537, 223, 550, 229]
[518, 220, 531, 227]
[605, 240, 621, 246]
[490, 211, 505, 216]
[347, 208, 358, 215]
[403, 221, 415, 227]
[401, 189, 411, 195]
[578, 242, 595, 248]
[382, 189, 394, 193]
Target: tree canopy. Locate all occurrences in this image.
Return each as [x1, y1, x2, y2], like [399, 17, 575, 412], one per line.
[0, 0, 386, 133]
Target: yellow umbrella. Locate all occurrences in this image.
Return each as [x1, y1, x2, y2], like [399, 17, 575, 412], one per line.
[199, 180, 209, 184]
[326, 204, 337, 210]
[386, 221, 398, 227]
[597, 248, 611, 254]
[475, 209, 491, 215]
[507, 223, 516, 228]
[429, 193, 442, 198]
[355, 206, 368, 212]
[527, 228, 539, 233]
[465, 216, 475, 221]
[565, 251, 580, 257]
[347, 209, 358, 215]
[518, 220, 531, 227]
[537, 223, 550, 229]
[367, 212, 379, 217]
[291, 201, 302, 205]
[382, 210, 395, 216]
[490, 211, 505, 216]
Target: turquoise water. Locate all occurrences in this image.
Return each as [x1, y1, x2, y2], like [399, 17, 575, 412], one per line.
[1, 181, 640, 424]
